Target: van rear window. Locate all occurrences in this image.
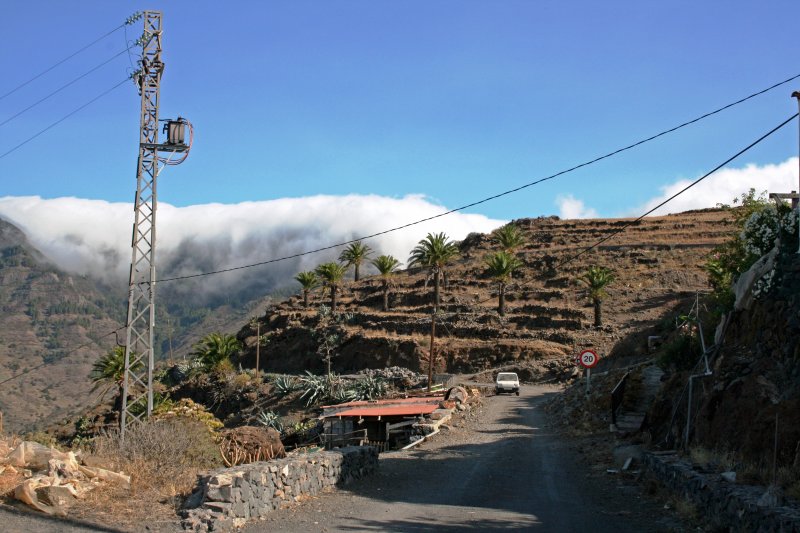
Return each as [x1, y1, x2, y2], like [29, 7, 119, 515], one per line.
[497, 373, 518, 380]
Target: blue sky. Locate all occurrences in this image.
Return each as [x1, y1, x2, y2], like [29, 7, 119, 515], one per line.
[1, 0, 799, 222]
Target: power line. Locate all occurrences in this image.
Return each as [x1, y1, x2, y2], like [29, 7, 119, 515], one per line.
[154, 74, 800, 284]
[0, 77, 130, 160]
[0, 12, 141, 101]
[0, 326, 124, 387]
[474, 112, 800, 308]
[0, 44, 139, 128]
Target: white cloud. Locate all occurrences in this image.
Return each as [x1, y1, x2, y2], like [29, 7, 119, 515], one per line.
[555, 194, 599, 219]
[635, 157, 800, 216]
[0, 194, 505, 302]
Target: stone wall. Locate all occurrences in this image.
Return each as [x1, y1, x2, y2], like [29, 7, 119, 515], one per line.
[182, 446, 378, 531]
[643, 452, 800, 532]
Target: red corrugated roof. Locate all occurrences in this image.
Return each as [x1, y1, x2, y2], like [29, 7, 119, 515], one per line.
[329, 404, 439, 417]
[321, 396, 442, 418]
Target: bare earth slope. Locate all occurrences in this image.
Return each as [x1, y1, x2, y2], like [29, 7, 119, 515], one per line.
[237, 209, 736, 377]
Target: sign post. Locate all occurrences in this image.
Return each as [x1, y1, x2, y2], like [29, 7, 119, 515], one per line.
[579, 349, 599, 394]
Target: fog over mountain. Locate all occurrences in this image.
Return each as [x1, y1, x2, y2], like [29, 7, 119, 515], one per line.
[0, 194, 505, 304]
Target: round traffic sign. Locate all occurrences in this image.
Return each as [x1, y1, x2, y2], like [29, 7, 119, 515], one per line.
[579, 349, 599, 369]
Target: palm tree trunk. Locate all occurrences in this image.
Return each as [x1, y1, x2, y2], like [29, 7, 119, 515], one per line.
[354, 264, 360, 282]
[498, 283, 506, 316]
[433, 269, 440, 310]
[303, 289, 309, 308]
[594, 299, 602, 327]
[382, 280, 389, 311]
[331, 285, 338, 313]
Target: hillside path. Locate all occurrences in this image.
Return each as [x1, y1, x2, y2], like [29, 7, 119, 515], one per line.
[244, 385, 683, 532]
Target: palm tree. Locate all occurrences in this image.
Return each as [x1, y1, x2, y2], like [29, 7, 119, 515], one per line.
[192, 333, 242, 371]
[408, 232, 459, 310]
[339, 241, 373, 282]
[315, 262, 348, 312]
[577, 265, 615, 327]
[294, 271, 319, 308]
[370, 254, 402, 311]
[494, 223, 525, 253]
[485, 251, 523, 316]
[90, 345, 141, 400]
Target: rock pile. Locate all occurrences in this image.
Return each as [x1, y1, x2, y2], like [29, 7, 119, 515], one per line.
[182, 446, 378, 531]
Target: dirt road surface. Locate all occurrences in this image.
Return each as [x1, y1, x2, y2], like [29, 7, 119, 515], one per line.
[0, 385, 684, 532]
[243, 384, 683, 532]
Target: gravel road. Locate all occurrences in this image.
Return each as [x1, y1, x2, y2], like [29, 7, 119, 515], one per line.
[243, 384, 684, 532]
[1, 384, 684, 532]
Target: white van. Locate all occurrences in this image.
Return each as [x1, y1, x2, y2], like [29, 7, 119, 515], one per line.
[495, 372, 520, 396]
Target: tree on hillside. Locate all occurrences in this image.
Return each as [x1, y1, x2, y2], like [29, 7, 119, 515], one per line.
[192, 332, 242, 371]
[577, 265, 615, 327]
[90, 345, 141, 401]
[370, 254, 402, 311]
[494, 223, 525, 253]
[339, 241, 373, 282]
[294, 271, 319, 308]
[315, 262, 348, 312]
[485, 251, 523, 316]
[408, 232, 459, 310]
[315, 304, 353, 377]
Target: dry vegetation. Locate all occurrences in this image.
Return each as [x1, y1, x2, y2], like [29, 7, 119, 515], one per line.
[69, 417, 222, 527]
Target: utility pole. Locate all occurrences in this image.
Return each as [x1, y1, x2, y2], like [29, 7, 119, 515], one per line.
[427, 310, 436, 392]
[121, 11, 191, 434]
[253, 319, 261, 379]
[793, 91, 800, 253]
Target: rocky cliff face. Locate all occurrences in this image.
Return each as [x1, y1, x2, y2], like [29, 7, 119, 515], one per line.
[692, 246, 800, 463]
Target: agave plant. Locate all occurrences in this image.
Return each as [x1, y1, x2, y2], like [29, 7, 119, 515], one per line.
[348, 375, 387, 401]
[328, 386, 358, 405]
[272, 375, 297, 396]
[257, 410, 283, 433]
[299, 371, 337, 407]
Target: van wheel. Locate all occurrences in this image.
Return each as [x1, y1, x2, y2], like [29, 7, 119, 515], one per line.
[515, 391, 520, 396]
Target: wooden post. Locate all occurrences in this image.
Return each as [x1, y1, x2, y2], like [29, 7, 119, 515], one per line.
[255, 321, 260, 378]
[427, 310, 436, 392]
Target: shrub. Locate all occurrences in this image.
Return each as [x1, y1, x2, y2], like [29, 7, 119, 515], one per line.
[91, 418, 222, 499]
[657, 332, 697, 371]
[153, 398, 223, 434]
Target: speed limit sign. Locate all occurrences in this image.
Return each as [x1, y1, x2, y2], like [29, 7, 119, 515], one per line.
[579, 349, 599, 369]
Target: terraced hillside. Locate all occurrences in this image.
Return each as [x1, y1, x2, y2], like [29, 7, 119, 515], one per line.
[236, 209, 736, 378]
[0, 219, 123, 432]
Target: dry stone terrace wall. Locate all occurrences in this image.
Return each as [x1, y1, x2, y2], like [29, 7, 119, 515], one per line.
[644, 452, 800, 532]
[182, 446, 378, 532]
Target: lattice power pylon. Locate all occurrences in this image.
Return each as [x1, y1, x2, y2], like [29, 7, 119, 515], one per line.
[121, 11, 191, 433]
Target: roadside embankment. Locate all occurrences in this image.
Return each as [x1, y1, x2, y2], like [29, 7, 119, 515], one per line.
[644, 452, 800, 532]
[182, 446, 378, 531]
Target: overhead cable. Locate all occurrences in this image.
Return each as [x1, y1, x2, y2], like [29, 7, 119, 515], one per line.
[472, 112, 800, 307]
[0, 326, 125, 386]
[0, 43, 141, 128]
[154, 75, 800, 284]
[0, 12, 142, 101]
[0, 77, 130, 160]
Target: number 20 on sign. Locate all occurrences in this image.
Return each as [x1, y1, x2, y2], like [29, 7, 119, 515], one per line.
[579, 349, 598, 393]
